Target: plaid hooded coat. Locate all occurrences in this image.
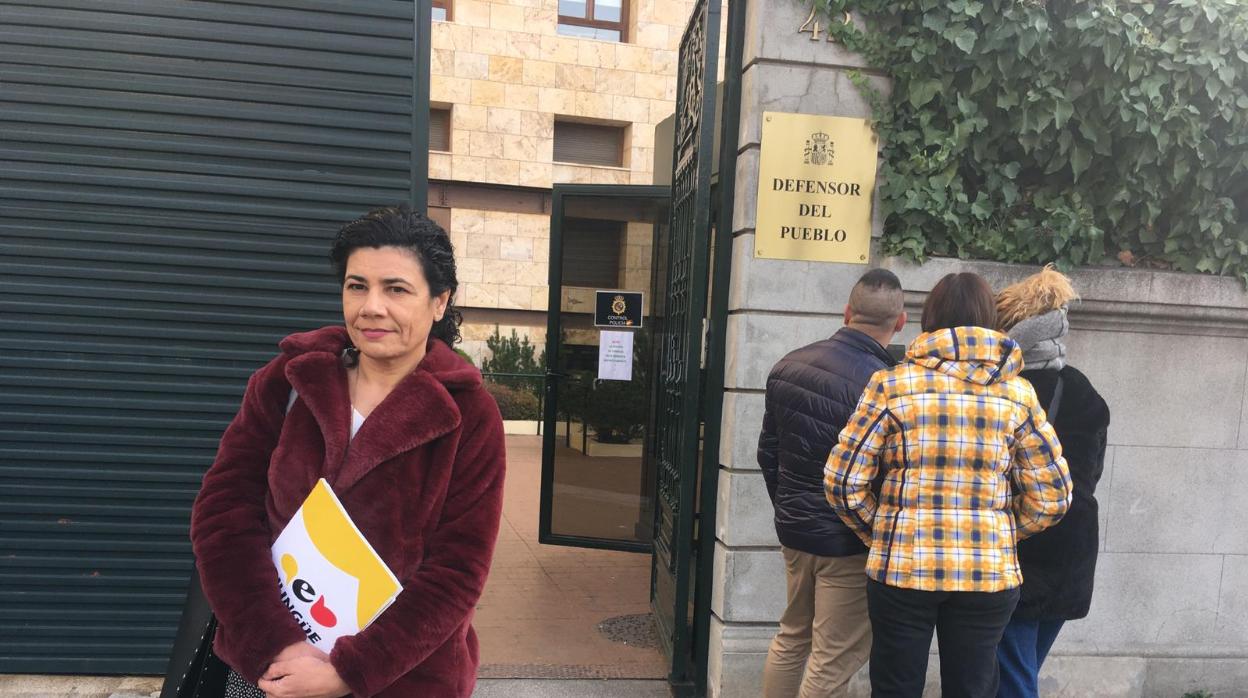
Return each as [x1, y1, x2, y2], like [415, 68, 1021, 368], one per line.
[824, 326, 1071, 592]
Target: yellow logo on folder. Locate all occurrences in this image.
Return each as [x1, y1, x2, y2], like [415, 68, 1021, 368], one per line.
[272, 479, 402, 651]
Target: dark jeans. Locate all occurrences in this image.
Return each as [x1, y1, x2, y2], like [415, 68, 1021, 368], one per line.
[866, 579, 1020, 698]
[995, 618, 1065, 698]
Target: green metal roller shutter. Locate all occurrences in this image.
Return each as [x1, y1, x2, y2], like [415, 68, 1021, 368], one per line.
[0, 0, 418, 674]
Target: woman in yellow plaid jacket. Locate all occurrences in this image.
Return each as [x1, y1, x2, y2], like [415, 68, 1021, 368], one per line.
[825, 272, 1071, 698]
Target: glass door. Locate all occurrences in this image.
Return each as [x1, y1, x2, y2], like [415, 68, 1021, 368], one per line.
[538, 184, 670, 552]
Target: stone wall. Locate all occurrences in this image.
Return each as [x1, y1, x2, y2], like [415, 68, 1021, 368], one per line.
[429, 0, 690, 359]
[451, 208, 552, 317]
[709, 0, 1248, 695]
[450, 206, 653, 364]
[428, 0, 693, 189]
[459, 320, 546, 368]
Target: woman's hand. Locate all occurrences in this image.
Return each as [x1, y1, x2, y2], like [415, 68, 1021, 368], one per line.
[271, 641, 329, 665]
[258, 656, 350, 698]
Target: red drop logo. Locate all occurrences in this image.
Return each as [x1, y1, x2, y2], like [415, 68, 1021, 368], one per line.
[310, 595, 337, 628]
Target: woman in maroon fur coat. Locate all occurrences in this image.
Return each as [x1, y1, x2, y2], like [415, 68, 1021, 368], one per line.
[190, 206, 505, 698]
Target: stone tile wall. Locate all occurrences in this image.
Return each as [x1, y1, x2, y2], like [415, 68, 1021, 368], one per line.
[450, 208, 552, 315]
[432, 0, 689, 354]
[460, 320, 547, 367]
[451, 208, 653, 363]
[429, 0, 696, 190]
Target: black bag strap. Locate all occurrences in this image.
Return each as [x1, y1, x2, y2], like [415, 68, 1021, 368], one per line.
[1046, 374, 1065, 424]
[159, 565, 220, 698]
[190, 616, 230, 698]
[161, 386, 298, 698]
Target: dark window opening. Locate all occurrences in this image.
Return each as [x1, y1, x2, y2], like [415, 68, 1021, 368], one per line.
[561, 218, 623, 288]
[553, 121, 625, 167]
[430, 107, 451, 152]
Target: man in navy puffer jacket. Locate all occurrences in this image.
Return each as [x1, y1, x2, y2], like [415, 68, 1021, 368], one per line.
[759, 268, 906, 698]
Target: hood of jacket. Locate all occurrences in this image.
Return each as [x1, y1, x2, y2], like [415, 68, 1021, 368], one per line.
[278, 325, 482, 393]
[906, 326, 1023, 386]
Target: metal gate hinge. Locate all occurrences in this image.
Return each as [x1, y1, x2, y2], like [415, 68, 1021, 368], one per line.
[700, 318, 709, 369]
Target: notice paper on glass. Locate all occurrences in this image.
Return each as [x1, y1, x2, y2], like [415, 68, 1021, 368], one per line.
[597, 330, 634, 381]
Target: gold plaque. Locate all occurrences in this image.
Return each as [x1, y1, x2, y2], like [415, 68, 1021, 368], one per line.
[754, 112, 878, 264]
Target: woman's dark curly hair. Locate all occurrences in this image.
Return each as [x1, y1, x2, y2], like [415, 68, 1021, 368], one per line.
[330, 205, 462, 346]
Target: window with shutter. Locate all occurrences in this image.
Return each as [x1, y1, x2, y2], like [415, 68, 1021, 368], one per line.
[561, 218, 623, 288]
[430, 108, 451, 152]
[553, 121, 625, 167]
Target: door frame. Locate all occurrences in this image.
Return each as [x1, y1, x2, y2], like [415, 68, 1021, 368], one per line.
[538, 183, 671, 554]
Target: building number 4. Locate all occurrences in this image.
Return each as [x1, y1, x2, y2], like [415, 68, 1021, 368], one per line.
[797, 7, 853, 42]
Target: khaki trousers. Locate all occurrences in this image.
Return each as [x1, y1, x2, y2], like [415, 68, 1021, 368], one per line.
[762, 547, 871, 698]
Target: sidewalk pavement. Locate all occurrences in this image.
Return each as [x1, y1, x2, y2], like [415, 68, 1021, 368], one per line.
[0, 677, 671, 697]
[474, 679, 670, 696]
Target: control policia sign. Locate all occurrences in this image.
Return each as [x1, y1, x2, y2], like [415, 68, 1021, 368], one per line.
[754, 112, 879, 264]
[594, 290, 643, 328]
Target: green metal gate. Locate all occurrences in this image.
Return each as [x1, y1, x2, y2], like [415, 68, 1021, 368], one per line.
[650, 0, 722, 686]
[0, 0, 428, 674]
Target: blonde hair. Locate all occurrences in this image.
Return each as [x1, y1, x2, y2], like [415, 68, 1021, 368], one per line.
[995, 265, 1079, 331]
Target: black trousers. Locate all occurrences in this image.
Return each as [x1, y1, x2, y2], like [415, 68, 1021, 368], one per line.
[866, 579, 1020, 698]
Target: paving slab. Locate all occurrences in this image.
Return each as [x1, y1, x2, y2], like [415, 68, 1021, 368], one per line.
[473, 679, 670, 697]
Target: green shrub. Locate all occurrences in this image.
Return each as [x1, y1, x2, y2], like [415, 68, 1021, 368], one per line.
[584, 378, 649, 443]
[817, 0, 1248, 279]
[558, 371, 593, 422]
[481, 326, 545, 416]
[483, 381, 541, 420]
[481, 326, 544, 375]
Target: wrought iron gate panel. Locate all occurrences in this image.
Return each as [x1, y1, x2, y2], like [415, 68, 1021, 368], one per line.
[650, 0, 720, 681]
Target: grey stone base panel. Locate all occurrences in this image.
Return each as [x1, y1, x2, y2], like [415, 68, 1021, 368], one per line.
[714, 654, 1247, 698]
[709, 623, 1247, 698]
[478, 663, 664, 680]
[473, 679, 671, 697]
[0, 675, 161, 697]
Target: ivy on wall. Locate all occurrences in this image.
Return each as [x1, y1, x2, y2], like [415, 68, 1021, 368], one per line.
[815, 0, 1248, 278]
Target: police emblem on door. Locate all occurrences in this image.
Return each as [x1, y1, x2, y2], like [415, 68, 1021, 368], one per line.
[803, 131, 834, 166]
[594, 290, 643, 328]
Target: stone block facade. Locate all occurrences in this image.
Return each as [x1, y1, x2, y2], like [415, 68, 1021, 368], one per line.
[428, 0, 692, 362]
[452, 208, 551, 314]
[450, 206, 653, 363]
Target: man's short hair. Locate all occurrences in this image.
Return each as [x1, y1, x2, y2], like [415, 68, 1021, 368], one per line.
[847, 269, 904, 329]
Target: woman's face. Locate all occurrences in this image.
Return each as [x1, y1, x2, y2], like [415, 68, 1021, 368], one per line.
[342, 246, 450, 365]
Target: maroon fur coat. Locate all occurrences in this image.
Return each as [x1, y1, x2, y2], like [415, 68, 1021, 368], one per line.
[190, 326, 505, 697]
